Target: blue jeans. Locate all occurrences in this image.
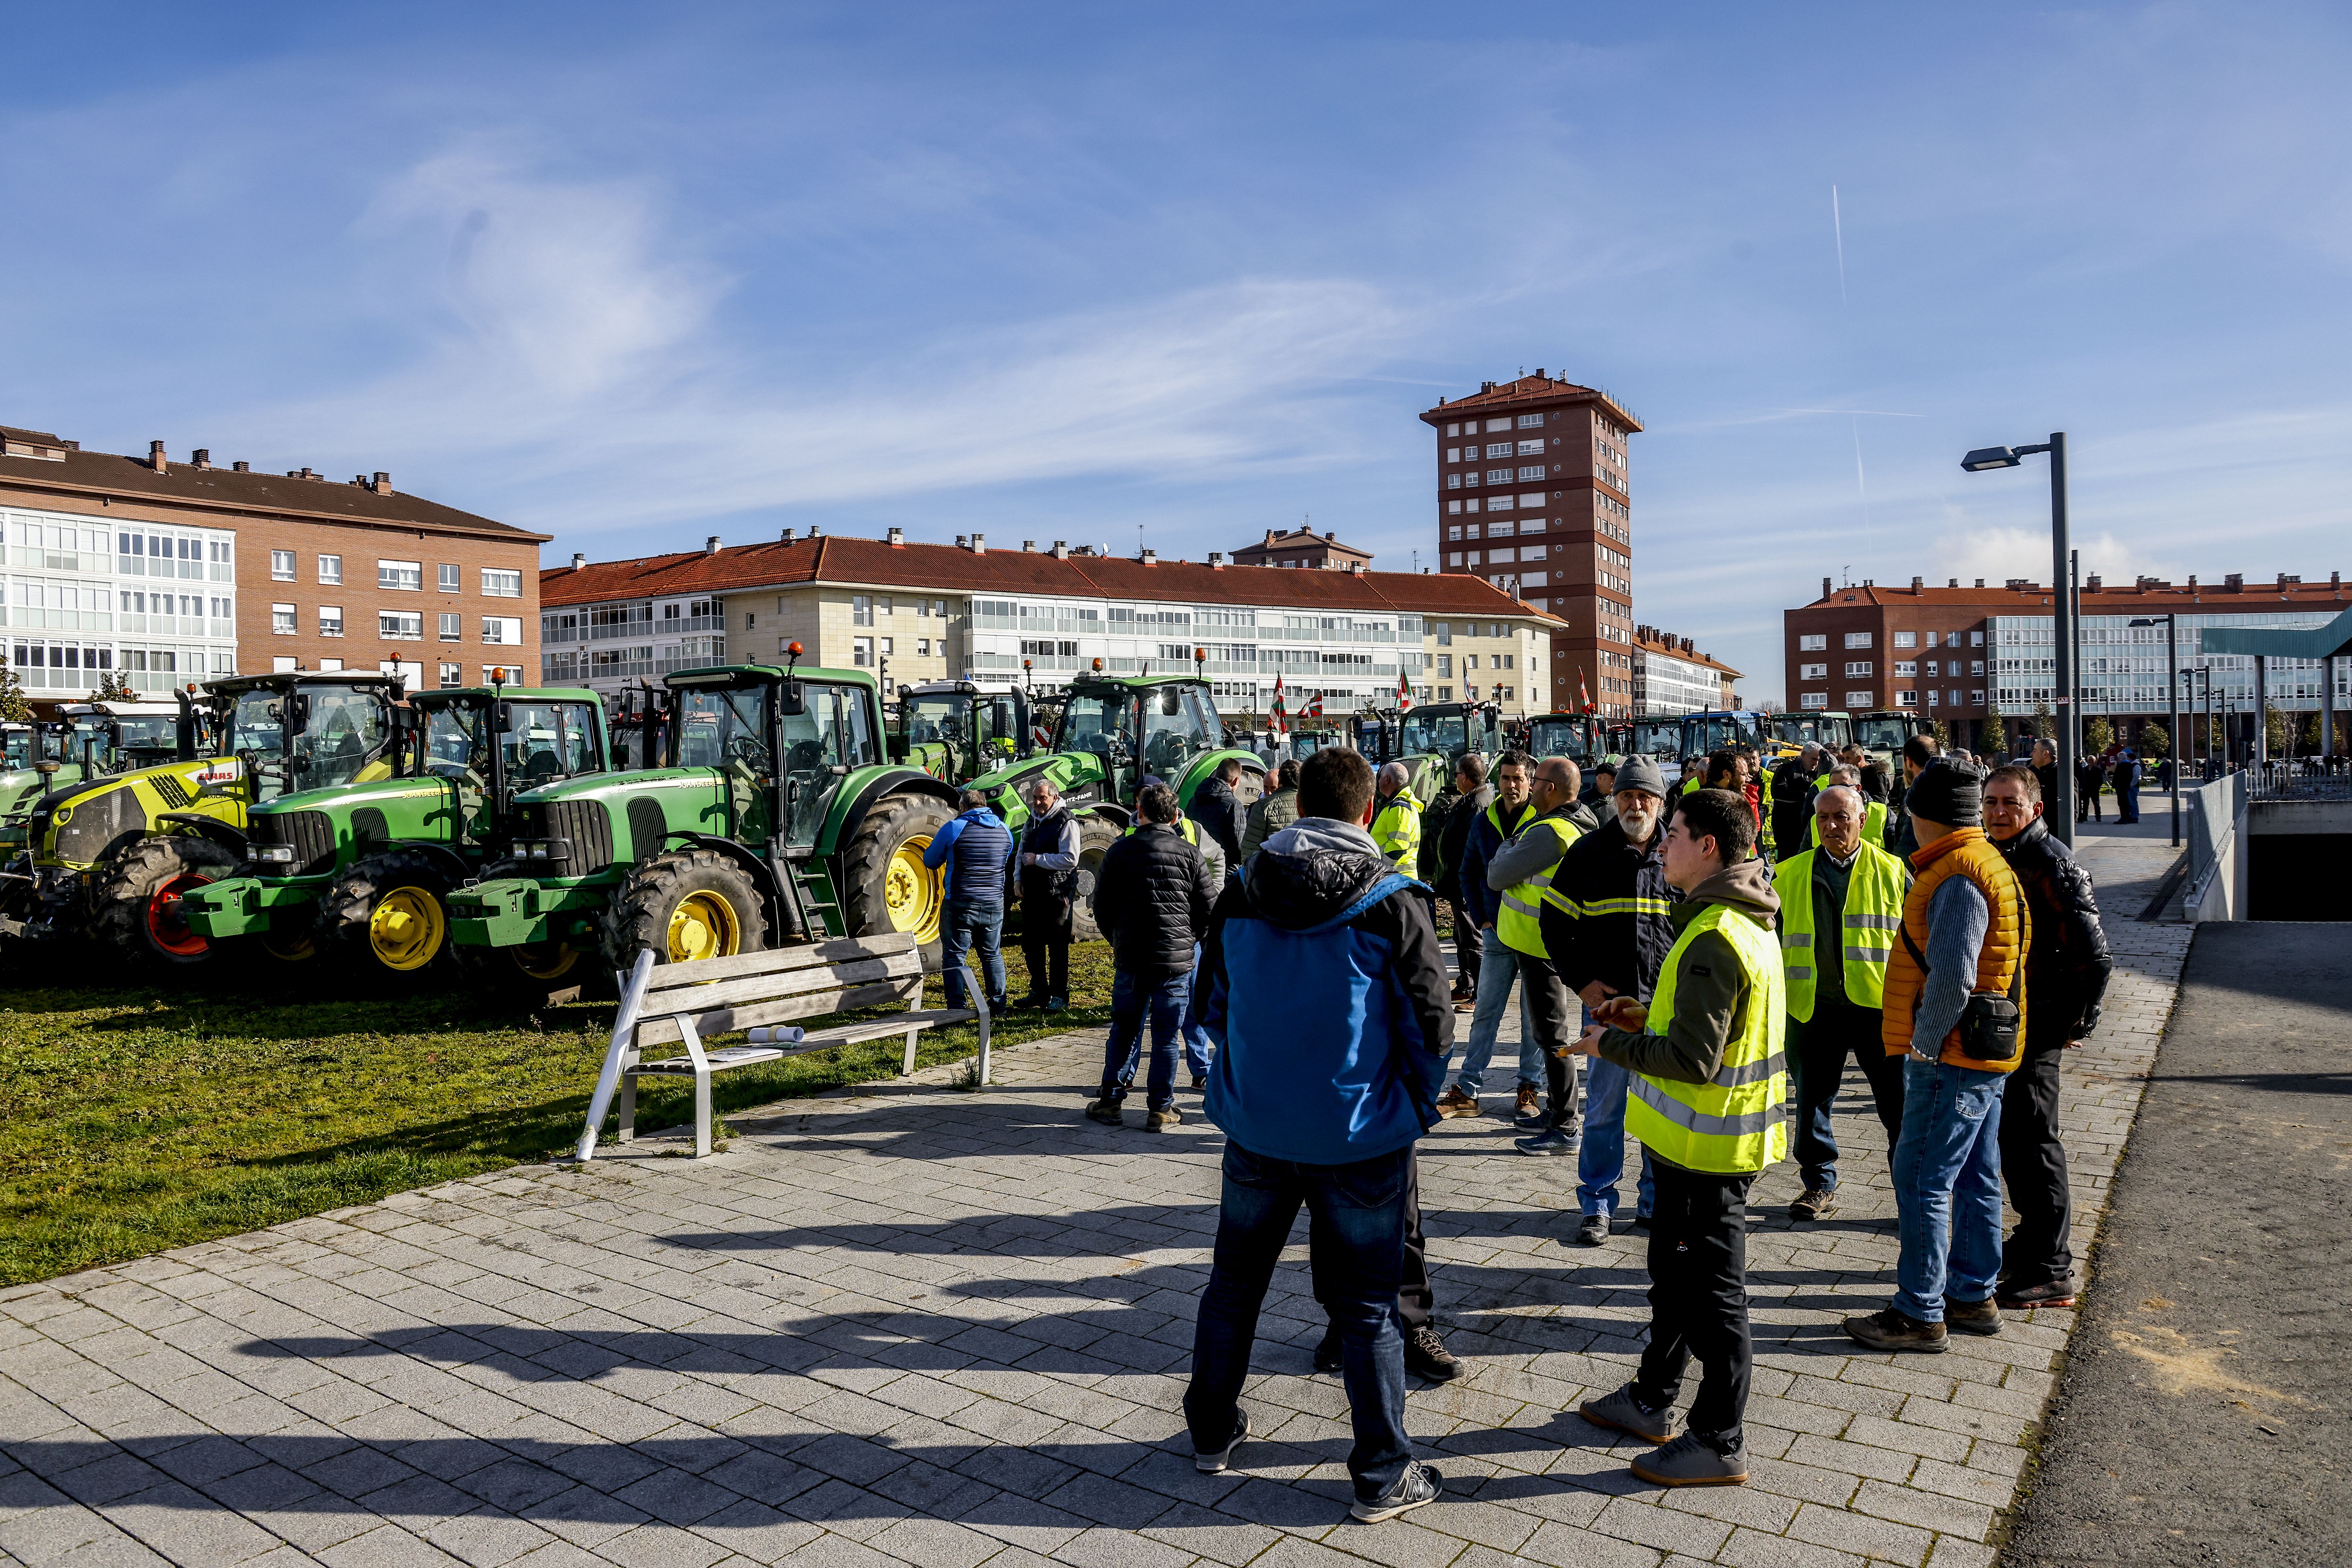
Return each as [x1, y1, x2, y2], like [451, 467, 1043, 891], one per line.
[1180, 942, 1213, 1076]
[940, 901, 1007, 1012]
[1892, 1056, 2007, 1322]
[1453, 931, 1543, 1094]
[1577, 1055, 1657, 1220]
[1099, 968, 1189, 1111]
[1185, 1141, 1414, 1502]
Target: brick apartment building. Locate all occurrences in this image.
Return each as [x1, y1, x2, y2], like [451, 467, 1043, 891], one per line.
[1785, 571, 2352, 754]
[1230, 527, 1373, 570]
[1421, 372, 1641, 719]
[540, 528, 1559, 720]
[0, 424, 547, 706]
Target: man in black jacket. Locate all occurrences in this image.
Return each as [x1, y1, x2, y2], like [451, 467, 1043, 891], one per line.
[1887, 734, 1943, 857]
[1089, 784, 1218, 1130]
[1016, 778, 1080, 1012]
[1984, 765, 2112, 1308]
[1189, 758, 1247, 866]
[1431, 755, 1492, 1007]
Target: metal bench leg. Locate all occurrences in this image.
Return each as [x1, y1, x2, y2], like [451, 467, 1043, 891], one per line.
[695, 1067, 713, 1159]
[969, 956, 991, 1087]
[617, 1074, 636, 1144]
[902, 1029, 918, 1078]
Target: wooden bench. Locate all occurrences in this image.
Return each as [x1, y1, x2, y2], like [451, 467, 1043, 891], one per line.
[574, 931, 989, 1160]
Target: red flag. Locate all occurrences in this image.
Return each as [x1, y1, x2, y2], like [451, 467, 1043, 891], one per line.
[1396, 670, 1413, 712]
[1305, 690, 1325, 718]
[1579, 673, 1592, 712]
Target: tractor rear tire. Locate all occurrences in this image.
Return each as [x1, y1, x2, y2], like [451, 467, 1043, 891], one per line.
[454, 858, 598, 1005]
[89, 834, 241, 971]
[316, 849, 457, 980]
[838, 790, 954, 970]
[1068, 815, 1121, 944]
[600, 849, 767, 969]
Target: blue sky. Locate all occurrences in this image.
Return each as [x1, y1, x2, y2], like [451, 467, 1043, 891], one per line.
[6, 2, 2349, 698]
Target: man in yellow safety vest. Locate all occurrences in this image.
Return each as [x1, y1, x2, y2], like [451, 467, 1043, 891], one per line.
[1805, 764, 1888, 852]
[1370, 761, 1423, 870]
[1775, 783, 1909, 1223]
[1482, 756, 1587, 1151]
[1566, 787, 1783, 1489]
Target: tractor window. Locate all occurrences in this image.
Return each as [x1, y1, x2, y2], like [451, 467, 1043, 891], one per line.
[1057, 692, 1135, 761]
[229, 692, 286, 759]
[781, 684, 861, 846]
[979, 696, 1018, 758]
[1855, 717, 1910, 753]
[0, 731, 27, 769]
[711, 688, 773, 774]
[502, 701, 602, 786]
[839, 686, 879, 767]
[677, 691, 727, 767]
[294, 688, 392, 789]
[905, 694, 967, 746]
[1399, 709, 1470, 758]
[426, 704, 491, 781]
[1141, 685, 1214, 775]
[114, 716, 180, 766]
[1529, 718, 1591, 762]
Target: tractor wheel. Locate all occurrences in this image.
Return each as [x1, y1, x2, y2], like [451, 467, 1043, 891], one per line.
[454, 858, 597, 1004]
[838, 790, 954, 969]
[89, 834, 241, 971]
[316, 849, 457, 979]
[1068, 815, 1121, 944]
[600, 848, 767, 968]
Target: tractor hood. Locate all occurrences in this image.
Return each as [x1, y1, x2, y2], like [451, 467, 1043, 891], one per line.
[967, 751, 1106, 836]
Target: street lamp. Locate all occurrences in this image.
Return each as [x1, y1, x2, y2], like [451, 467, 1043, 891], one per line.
[1961, 434, 2075, 845]
[2129, 615, 2181, 847]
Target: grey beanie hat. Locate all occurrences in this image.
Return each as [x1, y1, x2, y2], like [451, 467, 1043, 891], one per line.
[1612, 754, 1668, 799]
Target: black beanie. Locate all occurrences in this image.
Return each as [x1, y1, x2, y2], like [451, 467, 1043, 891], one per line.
[1906, 759, 1985, 829]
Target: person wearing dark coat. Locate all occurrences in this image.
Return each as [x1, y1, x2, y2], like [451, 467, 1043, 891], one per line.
[1431, 754, 1493, 1005]
[1016, 777, 1080, 1012]
[1089, 783, 1217, 1128]
[2075, 755, 2105, 822]
[922, 790, 1015, 1013]
[1189, 759, 1247, 866]
[1985, 765, 2112, 1308]
[2111, 748, 2140, 824]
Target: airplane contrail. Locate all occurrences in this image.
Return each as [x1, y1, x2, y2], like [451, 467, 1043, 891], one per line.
[1832, 185, 1847, 304]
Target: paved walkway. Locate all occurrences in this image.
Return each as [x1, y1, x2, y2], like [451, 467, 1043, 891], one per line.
[0, 839, 2192, 1568]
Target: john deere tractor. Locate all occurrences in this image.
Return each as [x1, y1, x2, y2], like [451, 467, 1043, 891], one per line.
[446, 655, 958, 976]
[889, 680, 1033, 786]
[1525, 712, 1603, 766]
[0, 673, 405, 969]
[956, 670, 1267, 942]
[178, 684, 612, 978]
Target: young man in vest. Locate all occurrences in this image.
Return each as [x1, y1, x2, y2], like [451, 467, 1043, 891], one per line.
[1016, 778, 1080, 1012]
[1370, 761, 1423, 871]
[1774, 784, 1909, 1222]
[1484, 756, 1588, 1154]
[922, 789, 1015, 1014]
[1438, 752, 1544, 1121]
[1846, 762, 2030, 1352]
[1568, 787, 1783, 1486]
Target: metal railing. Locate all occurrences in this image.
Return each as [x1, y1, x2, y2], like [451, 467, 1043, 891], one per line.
[2183, 771, 2245, 914]
[2247, 757, 2352, 799]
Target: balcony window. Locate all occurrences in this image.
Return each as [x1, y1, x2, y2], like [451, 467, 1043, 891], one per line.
[1516, 413, 1543, 428]
[1800, 692, 1828, 709]
[1845, 661, 1872, 676]
[318, 555, 342, 585]
[1894, 631, 1917, 648]
[378, 560, 422, 591]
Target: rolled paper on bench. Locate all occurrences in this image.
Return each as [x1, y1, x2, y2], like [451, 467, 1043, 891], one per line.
[746, 1026, 807, 1045]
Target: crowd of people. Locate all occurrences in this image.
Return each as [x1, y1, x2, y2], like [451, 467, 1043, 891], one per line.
[988, 725, 2115, 1523]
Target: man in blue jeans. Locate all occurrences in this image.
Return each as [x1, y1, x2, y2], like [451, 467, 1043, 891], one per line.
[1191, 746, 1452, 1523]
[1087, 784, 1216, 1130]
[1434, 752, 1543, 1122]
[922, 789, 1013, 1014]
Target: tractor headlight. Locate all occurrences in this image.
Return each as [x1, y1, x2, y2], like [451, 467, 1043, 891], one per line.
[251, 844, 298, 865]
[515, 839, 572, 865]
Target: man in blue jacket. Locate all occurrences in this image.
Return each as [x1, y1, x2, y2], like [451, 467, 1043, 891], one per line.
[1189, 746, 1453, 1525]
[922, 789, 1014, 1014]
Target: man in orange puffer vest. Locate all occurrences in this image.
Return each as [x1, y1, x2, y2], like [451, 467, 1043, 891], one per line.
[1844, 762, 2031, 1354]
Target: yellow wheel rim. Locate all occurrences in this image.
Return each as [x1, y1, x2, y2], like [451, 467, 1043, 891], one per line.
[367, 886, 445, 971]
[667, 890, 739, 963]
[261, 925, 317, 963]
[513, 941, 581, 981]
[884, 834, 942, 944]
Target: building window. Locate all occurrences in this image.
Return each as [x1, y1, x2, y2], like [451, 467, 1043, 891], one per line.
[1894, 661, 1917, 677]
[852, 635, 873, 667]
[1894, 631, 1917, 648]
[380, 611, 423, 640]
[273, 656, 297, 673]
[1435, 622, 1452, 646]
[482, 616, 523, 644]
[268, 550, 295, 582]
[1927, 690, 1941, 707]
[1438, 686, 1453, 701]
[1971, 631, 1984, 646]
[916, 638, 931, 657]
[439, 613, 462, 641]
[1971, 689, 1986, 705]
[1799, 633, 1826, 651]
[1845, 689, 1875, 707]
[1800, 692, 1828, 709]
[438, 564, 461, 592]
[1924, 660, 1939, 677]
[1446, 474, 1461, 490]
[1446, 552, 1463, 567]
[439, 663, 463, 689]
[1840, 660, 1868, 676]
[1800, 663, 1827, 679]
[1897, 690, 1917, 707]
[1517, 466, 1545, 481]
[317, 658, 343, 673]
[1516, 413, 1543, 428]
[480, 569, 522, 598]
[318, 606, 343, 637]
[271, 603, 296, 635]
[852, 595, 873, 626]
[1844, 632, 1872, 649]
[318, 555, 342, 585]
[379, 560, 422, 591]
[1971, 660, 1986, 676]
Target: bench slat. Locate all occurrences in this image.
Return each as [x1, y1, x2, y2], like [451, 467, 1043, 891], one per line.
[634, 979, 927, 1047]
[793, 1008, 976, 1046]
[635, 952, 920, 1018]
[629, 1045, 788, 1075]
[641, 932, 919, 994]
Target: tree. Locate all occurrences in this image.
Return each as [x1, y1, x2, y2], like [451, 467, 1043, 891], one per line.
[0, 656, 30, 725]
[2265, 703, 2290, 756]
[89, 670, 136, 702]
[2030, 700, 2056, 741]
[2301, 712, 2324, 753]
[2139, 721, 2171, 761]
[2084, 716, 2114, 755]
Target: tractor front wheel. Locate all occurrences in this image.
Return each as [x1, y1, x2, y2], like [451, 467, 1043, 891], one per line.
[600, 849, 768, 969]
[317, 849, 457, 979]
[1067, 815, 1121, 944]
[454, 859, 597, 1004]
[838, 790, 954, 969]
[89, 835, 243, 971]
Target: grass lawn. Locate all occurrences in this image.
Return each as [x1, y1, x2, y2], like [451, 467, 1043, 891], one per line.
[0, 939, 1118, 1288]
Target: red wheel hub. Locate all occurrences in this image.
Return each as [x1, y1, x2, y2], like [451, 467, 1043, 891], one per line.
[146, 872, 215, 959]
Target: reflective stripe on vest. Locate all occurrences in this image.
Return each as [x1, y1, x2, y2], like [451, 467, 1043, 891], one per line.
[1773, 843, 1908, 1022]
[1808, 798, 1888, 850]
[1497, 814, 1580, 957]
[1574, 895, 1677, 918]
[1125, 817, 1198, 845]
[1370, 790, 1422, 869]
[1622, 901, 1787, 1174]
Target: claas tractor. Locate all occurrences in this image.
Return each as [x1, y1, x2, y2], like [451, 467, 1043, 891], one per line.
[957, 669, 1267, 941]
[178, 684, 612, 978]
[889, 680, 1033, 786]
[0, 704, 183, 857]
[445, 652, 958, 978]
[0, 673, 404, 970]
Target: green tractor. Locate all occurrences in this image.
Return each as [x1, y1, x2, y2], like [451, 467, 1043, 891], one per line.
[445, 653, 959, 976]
[888, 679, 1034, 786]
[178, 684, 613, 978]
[956, 670, 1268, 941]
[0, 674, 406, 970]
[1524, 711, 1604, 767]
[1383, 702, 1502, 807]
[0, 704, 183, 857]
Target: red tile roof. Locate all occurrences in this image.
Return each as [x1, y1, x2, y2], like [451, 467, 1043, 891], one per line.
[1635, 630, 1743, 678]
[543, 533, 1564, 624]
[1798, 578, 2350, 613]
[1419, 373, 1643, 432]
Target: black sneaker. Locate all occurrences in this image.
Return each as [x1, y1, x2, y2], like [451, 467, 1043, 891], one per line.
[1313, 1328, 1342, 1374]
[1630, 1431, 1747, 1487]
[1513, 1125, 1579, 1157]
[1579, 1382, 1673, 1445]
[1194, 1409, 1249, 1473]
[1013, 995, 1048, 1012]
[1350, 1460, 1442, 1523]
[1404, 1325, 1464, 1383]
[1995, 1278, 2077, 1310]
[1085, 1097, 1124, 1127]
[1843, 1306, 1949, 1353]
[1573, 1214, 1611, 1248]
[1790, 1187, 1837, 1222]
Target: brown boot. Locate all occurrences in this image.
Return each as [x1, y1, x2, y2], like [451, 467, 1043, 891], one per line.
[1435, 1085, 1480, 1119]
[1514, 1084, 1542, 1123]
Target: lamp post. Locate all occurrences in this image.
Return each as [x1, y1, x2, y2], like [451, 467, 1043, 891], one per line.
[1963, 434, 2075, 844]
[2130, 614, 2180, 846]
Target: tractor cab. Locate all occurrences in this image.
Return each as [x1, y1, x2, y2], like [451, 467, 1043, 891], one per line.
[891, 680, 1031, 785]
[410, 686, 610, 835]
[1050, 676, 1231, 809]
[1526, 712, 1602, 763]
[1768, 710, 1853, 756]
[1626, 715, 1684, 763]
[214, 672, 404, 803]
[1855, 712, 1927, 755]
[1397, 703, 1501, 766]
[61, 701, 187, 773]
[1680, 709, 1768, 759]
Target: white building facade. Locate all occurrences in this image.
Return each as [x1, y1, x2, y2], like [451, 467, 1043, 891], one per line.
[3, 503, 239, 696]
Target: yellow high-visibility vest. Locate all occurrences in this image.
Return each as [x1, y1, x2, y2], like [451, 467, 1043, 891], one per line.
[1370, 788, 1423, 869]
[1623, 901, 1787, 1174]
[1772, 842, 1907, 1020]
[1497, 813, 1580, 958]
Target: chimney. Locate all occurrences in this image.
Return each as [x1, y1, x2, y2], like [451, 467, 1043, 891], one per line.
[1947, 577, 1958, 588]
[1022, 540, 1036, 552]
[886, 527, 904, 547]
[955, 535, 968, 549]
[1822, 576, 1832, 599]
[232, 461, 250, 473]
[1535, 367, 1546, 379]
[779, 527, 796, 543]
[148, 440, 168, 473]
[192, 449, 211, 469]
[570, 552, 586, 570]
[2334, 571, 2341, 590]
[970, 532, 985, 555]
[1910, 575, 1924, 592]
[2086, 574, 2102, 591]
[2188, 574, 2199, 590]
[1974, 578, 1984, 588]
[1140, 548, 1157, 566]
[1348, 560, 1365, 575]
[1207, 552, 1226, 568]
[704, 535, 721, 554]
[1050, 540, 1069, 559]
[807, 524, 822, 537]
[2280, 571, 2298, 587]
[2224, 573, 2243, 591]
[372, 471, 392, 495]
